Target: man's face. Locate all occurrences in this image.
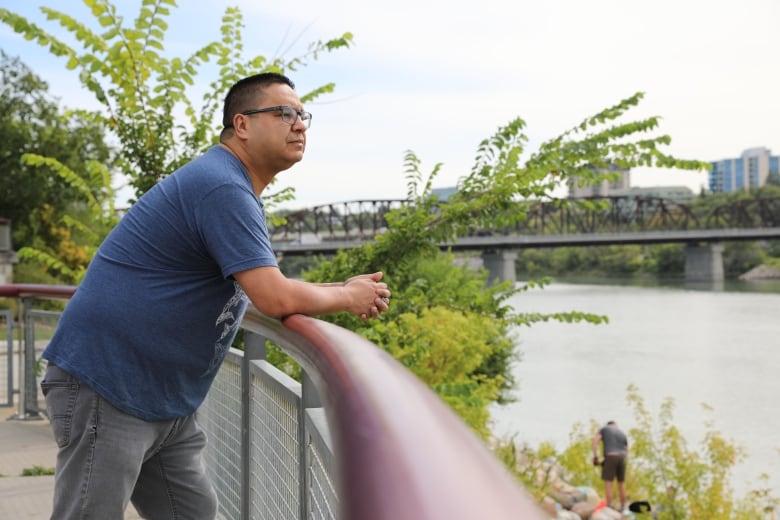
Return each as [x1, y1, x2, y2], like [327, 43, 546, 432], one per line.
[240, 83, 308, 173]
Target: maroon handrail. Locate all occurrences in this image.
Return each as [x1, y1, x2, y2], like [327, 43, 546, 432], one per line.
[283, 314, 546, 520]
[0, 284, 76, 299]
[1, 284, 545, 519]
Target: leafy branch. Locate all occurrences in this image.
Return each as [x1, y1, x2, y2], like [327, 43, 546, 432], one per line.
[0, 1, 353, 201]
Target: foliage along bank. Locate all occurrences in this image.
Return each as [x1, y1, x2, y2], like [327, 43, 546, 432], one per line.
[493, 385, 778, 519]
[515, 187, 780, 281]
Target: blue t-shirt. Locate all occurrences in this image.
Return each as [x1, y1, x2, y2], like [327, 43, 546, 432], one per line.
[43, 146, 278, 420]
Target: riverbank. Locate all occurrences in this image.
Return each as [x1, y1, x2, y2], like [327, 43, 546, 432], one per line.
[491, 281, 780, 500]
[739, 263, 780, 280]
[545, 273, 780, 294]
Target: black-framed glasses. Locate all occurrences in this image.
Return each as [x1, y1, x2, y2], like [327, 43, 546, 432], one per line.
[240, 105, 312, 128]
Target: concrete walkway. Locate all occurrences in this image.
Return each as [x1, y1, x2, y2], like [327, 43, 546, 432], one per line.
[0, 405, 141, 519]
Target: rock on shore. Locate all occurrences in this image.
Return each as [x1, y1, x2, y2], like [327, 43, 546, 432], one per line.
[738, 264, 780, 280]
[495, 440, 635, 519]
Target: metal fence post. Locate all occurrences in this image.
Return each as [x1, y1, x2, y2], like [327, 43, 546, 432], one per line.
[241, 332, 266, 520]
[12, 296, 42, 420]
[2, 309, 12, 407]
[300, 370, 322, 519]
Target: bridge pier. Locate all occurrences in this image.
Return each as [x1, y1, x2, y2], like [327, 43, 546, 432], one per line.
[481, 250, 517, 284]
[684, 243, 724, 283]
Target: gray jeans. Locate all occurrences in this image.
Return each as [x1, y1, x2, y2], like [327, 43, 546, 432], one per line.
[41, 364, 218, 519]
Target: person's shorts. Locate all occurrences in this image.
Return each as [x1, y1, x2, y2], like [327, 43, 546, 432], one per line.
[601, 454, 627, 482]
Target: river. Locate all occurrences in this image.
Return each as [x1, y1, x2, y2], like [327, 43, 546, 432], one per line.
[489, 278, 780, 497]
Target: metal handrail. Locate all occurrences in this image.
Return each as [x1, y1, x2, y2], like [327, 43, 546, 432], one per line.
[0, 284, 77, 419]
[0, 284, 544, 519]
[0, 284, 76, 299]
[278, 312, 545, 519]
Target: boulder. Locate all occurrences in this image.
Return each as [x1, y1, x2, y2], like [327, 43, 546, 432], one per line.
[571, 500, 596, 519]
[590, 507, 623, 520]
[539, 496, 559, 517]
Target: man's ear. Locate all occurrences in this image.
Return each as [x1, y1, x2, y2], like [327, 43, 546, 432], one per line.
[231, 113, 251, 137]
[231, 114, 243, 132]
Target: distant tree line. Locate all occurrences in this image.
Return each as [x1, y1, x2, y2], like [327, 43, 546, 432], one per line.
[515, 186, 780, 280]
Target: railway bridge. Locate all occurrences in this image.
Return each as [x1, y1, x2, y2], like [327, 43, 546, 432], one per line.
[268, 196, 780, 284]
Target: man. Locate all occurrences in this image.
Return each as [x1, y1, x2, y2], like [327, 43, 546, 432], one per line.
[40, 72, 391, 519]
[592, 420, 629, 511]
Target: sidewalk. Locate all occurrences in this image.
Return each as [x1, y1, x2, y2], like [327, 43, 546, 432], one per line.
[0, 405, 141, 519]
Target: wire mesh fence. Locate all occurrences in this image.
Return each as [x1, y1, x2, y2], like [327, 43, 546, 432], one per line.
[3, 295, 337, 520]
[198, 340, 336, 520]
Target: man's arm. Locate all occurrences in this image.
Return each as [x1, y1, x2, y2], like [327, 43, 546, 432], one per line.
[311, 274, 377, 288]
[592, 433, 602, 464]
[234, 266, 390, 319]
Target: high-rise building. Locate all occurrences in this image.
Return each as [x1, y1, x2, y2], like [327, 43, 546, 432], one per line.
[709, 147, 779, 193]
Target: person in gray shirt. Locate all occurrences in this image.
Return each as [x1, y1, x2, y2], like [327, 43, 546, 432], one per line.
[592, 420, 629, 511]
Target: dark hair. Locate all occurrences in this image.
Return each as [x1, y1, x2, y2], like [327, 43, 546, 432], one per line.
[222, 72, 296, 129]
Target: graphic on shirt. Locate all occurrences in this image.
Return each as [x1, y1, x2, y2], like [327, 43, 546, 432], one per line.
[204, 281, 247, 376]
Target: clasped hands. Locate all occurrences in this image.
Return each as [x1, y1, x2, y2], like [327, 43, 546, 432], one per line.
[345, 272, 391, 320]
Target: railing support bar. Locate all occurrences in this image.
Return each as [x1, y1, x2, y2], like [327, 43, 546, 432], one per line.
[300, 371, 322, 519]
[241, 332, 266, 520]
[11, 297, 42, 420]
[3, 309, 13, 407]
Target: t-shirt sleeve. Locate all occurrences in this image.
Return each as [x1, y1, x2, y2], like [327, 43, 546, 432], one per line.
[196, 183, 278, 278]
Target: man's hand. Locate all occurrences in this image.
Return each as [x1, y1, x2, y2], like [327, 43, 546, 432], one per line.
[344, 271, 391, 320]
[592, 456, 601, 466]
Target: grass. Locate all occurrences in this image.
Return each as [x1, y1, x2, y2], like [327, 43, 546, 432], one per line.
[21, 465, 55, 476]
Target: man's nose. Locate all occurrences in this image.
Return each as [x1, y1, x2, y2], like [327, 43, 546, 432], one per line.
[291, 115, 308, 130]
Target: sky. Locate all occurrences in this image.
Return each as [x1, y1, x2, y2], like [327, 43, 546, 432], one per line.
[1, 0, 778, 209]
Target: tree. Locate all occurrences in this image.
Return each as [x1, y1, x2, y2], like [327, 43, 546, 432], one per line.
[0, 0, 352, 203]
[0, 50, 116, 282]
[1, 0, 353, 280]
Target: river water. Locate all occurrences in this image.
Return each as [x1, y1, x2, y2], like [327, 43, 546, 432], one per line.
[489, 278, 780, 497]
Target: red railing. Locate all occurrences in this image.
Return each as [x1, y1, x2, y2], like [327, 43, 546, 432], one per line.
[0, 284, 76, 299]
[282, 313, 545, 519]
[2, 284, 545, 519]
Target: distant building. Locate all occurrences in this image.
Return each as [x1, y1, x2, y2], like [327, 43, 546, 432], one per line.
[566, 165, 695, 203]
[609, 185, 695, 204]
[431, 186, 459, 202]
[433, 164, 695, 207]
[709, 147, 780, 193]
[568, 165, 631, 198]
